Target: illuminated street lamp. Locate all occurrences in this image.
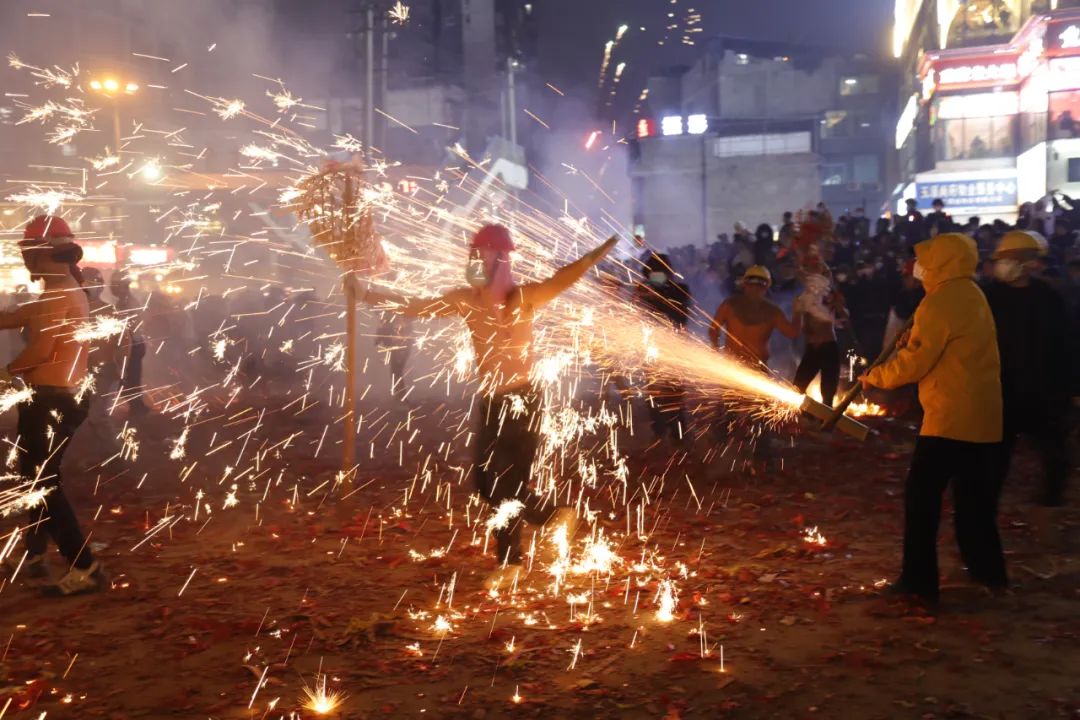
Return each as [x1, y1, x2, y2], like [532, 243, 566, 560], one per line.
[87, 74, 140, 151]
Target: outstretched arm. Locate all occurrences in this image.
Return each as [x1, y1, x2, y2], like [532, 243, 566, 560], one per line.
[521, 236, 619, 307]
[360, 283, 464, 319]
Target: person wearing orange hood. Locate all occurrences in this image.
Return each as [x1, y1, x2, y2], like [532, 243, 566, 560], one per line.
[861, 232, 1007, 602]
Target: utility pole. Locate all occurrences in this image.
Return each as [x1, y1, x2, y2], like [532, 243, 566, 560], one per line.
[365, 3, 375, 158]
[507, 57, 518, 149]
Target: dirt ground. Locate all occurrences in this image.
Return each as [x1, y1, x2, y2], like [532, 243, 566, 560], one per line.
[0, 394, 1076, 720]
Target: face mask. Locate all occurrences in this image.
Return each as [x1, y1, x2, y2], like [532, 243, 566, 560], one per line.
[993, 259, 1023, 283]
[466, 256, 488, 287]
[835, 273, 848, 283]
[648, 271, 667, 286]
[913, 261, 926, 281]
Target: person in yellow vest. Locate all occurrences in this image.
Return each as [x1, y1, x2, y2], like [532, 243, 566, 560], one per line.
[861, 232, 1007, 603]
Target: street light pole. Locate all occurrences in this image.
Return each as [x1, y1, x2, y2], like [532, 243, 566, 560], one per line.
[88, 76, 139, 153]
[365, 4, 375, 159]
[112, 103, 122, 153]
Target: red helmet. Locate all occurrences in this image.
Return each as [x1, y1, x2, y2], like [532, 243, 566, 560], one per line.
[21, 215, 75, 247]
[470, 224, 515, 253]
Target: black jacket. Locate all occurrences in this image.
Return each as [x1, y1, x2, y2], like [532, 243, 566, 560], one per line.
[985, 278, 1072, 413]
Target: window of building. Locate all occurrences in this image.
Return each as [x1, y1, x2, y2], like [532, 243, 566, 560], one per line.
[1050, 90, 1080, 140]
[852, 154, 880, 184]
[821, 163, 847, 186]
[1069, 158, 1080, 183]
[852, 114, 876, 137]
[820, 110, 849, 138]
[932, 115, 1017, 161]
[946, 1, 1019, 48]
[839, 75, 880, 96]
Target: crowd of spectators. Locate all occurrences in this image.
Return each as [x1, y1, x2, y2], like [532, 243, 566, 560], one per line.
[652, 195, 1080, 377]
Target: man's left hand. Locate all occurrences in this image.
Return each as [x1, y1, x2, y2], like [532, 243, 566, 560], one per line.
[858, 373, 874, 391]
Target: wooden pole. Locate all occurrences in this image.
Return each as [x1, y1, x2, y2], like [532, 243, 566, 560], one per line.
[341, 173, 358, 476]
[342, 274, 358, 474]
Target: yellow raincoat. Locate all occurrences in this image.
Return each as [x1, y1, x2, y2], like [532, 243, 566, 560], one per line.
[865, 233, 1002, 443]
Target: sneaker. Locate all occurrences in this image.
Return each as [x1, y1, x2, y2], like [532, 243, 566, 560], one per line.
[880, 581, 938, 605]
[4, 552, 49, 583]
[42, 561, 105, 597]
[483, 563, 523, 592]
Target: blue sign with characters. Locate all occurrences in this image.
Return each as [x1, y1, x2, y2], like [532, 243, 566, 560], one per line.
[914, 175, 1017, 210]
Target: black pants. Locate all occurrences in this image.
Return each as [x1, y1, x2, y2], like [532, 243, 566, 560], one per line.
[19, 389, 92, 569]
[647, 377, 688, 441]
[124, 340, 149, 409]
[474, 388, 556, 565]
[794, 340, 840, 407]
[900, 437, 1007, 598]
[1001, 407, 1069, 508]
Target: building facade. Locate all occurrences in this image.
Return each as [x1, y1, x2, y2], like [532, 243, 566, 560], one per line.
[630, 38, 895, 250]
[893, 0, 1080, 220]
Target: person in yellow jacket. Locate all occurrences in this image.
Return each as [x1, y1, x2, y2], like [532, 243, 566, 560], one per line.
[861, 232, 1007, 602]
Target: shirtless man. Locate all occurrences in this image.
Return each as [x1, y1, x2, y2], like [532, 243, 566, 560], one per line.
[361, 224, 618, 581]
[0, 215, 102, 596]
[709, 265, 801, 365]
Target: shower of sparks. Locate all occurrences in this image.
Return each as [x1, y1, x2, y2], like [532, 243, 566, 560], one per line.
[7, 53, 77, 88]
[240, 143, 282, 165]
[213, 98, 246, 120]
[0, 386, 34, 413]
[87, 151, 121, 171]
[169, 426, 190, 461]
[6, 187, 83, 213]
[267, 88, 299, 112]
[118, 426, 140, 462]
[300, 674, 345, 715]
[0, 481, 52, 518]
[654, 579, 678, 623]
[388, 1, 411, 24]
[72, 315, 129, 343]
[0, 41, 879, 716]
[484, 499, 524, 533]
[73, 373, 95, 404]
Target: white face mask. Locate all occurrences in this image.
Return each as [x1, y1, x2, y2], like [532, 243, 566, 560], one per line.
[648, 271, 667, 286]
[466, 255, 488, 287]
[993, 259, 1023, 283]
[912, 260, 926, 282]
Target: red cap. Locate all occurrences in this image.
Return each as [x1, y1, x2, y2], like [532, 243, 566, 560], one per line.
[21, 215, 75, 247]
[471, 224, 515, 253]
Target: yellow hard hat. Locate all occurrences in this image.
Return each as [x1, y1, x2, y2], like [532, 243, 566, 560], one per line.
[994, 230, 1047, 259]
[742, 265, 772, 285]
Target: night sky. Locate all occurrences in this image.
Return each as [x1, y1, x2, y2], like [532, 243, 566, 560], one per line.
[535, 0, 895, 118]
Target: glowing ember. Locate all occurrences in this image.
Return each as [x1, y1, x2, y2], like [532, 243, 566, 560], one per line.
[654, 579, 678, 623]
[0, 386, 34, 413]
[300, 674, 345, 715]
[388, 1, 411, 24]
[802, 526, 827, 546]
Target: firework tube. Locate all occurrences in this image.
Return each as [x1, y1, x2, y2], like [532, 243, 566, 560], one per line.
[820, 314, 917, 433]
